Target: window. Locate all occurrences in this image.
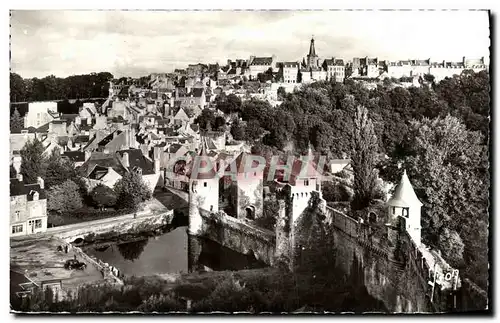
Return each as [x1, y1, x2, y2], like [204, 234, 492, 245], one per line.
[12, 225, 23, 234]
[403, 207, 409, 218]
[35, 219, 42, 229]
[15, 211, 20, 222]
[210, 205, 213, 211]
[304, 179, 309, 186]
[204, 182, 207, 187]
[392, 207, 395, 215]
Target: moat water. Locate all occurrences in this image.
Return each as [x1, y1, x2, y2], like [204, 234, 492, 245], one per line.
[81, 223, 387, 312]
[83, 225, 267, 276]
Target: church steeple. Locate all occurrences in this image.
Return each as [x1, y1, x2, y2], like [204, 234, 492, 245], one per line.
[306, 35, 318, 69]
[308, 36, 316, 57]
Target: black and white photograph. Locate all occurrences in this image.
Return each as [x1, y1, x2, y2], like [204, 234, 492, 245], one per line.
[8, 8, 491, 314]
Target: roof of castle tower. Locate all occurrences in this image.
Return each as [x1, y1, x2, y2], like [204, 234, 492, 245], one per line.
[387, 170, 423, 208]
[187, 137, 217, 180]
[226, 152, 262, 174]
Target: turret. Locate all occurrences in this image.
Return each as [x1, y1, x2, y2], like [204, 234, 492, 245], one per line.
[386, 170, 423, 246]
[187, 137, 219, 235]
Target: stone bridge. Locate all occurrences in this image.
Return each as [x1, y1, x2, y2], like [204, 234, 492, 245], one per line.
[51, 211, 174, 244]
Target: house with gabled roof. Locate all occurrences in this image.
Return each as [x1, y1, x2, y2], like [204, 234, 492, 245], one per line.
[80, 148, 161, 193]
[10, 174, 47, 237]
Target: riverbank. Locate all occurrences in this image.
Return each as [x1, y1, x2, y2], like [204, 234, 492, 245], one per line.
[12, 261, 388, 313]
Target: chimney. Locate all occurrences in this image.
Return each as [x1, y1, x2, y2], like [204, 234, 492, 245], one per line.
[16, 173, 23, 182]
[37, 177, 44, 189]
[122, 152, 130, 168]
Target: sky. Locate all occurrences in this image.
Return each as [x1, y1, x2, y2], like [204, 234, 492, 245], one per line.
[9, 10, 491, 79]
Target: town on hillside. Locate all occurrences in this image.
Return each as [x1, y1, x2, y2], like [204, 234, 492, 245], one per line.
[9, 10, 491, 315]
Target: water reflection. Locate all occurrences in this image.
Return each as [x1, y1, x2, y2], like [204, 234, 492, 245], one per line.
[83, 226, 188, 276]
[117, 239, 149, 262]
[83, 224, 267, 277]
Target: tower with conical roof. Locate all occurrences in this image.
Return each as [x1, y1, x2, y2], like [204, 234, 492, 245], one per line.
[387, 170, 423, 245]
[306, 36, 319, 69]
[188, 136, 219, 236]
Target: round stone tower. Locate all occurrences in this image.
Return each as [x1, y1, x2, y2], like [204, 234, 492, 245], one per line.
[187, 138, 219, 236]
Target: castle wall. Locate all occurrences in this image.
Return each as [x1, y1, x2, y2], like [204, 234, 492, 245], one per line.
[191, 209, 276, 266]
[324, 206, 462, 312]
[236, 174, 263, 220]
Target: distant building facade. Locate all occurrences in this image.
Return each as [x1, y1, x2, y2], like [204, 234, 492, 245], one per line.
[10, 175, 48, 237]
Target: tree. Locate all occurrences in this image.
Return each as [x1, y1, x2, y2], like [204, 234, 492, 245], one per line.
[47, 179, 83, 214]
[44, 148, 78, 189]
[350, 106, 379, 210]
[194, 109, 216, 131]
[245, 120, 265, 142]
[91, 184, 117, 210]
[20, 138, 46, 184]
[10, 73, 27, 102]
[254, 199, 279, 231]
[230, 121, 246, 141]
[216, 93, 242, 115]
[438, 228, 465, 266]
[114, 171, 152, 211]
[423, 74, 435, 83]
[277, 87, 286, 101]
[10, 108, 24, 131]
[214, 116, 226, 131]
[404, 115, 488, 286]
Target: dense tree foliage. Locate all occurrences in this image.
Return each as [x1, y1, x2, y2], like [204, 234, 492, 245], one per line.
[193, 109, 226, 131]
[10, 72, 113, 102]
[45, 148, 78, 190]
[350, 106, 379, 210]
[91, 184, 118, 210]
[10, 108, 23, 131]
[114, 171, 152, 211]
[214, 93, 242, 114]
[47, 179, 83, 214]
[404, 115, 489, 289]
[236, 70, 489, 290]
[19, 138, 46, 184]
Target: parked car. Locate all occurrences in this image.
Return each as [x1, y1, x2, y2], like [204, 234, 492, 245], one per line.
[64, 259, 87, 270]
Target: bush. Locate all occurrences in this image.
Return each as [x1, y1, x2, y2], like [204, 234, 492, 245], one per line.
[114, 171, 152, 211]
[91, 184, 117, 209]
[322, 181, 352, 202]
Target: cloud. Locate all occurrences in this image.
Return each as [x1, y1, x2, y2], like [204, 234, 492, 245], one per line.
[10, 10, 490, 78]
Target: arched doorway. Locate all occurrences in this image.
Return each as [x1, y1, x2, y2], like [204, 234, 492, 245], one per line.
[245, 206, 255, 220]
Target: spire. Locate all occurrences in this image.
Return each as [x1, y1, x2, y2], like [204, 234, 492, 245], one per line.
[387, 169, 423, 208]
[308, 36, 316, 57]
